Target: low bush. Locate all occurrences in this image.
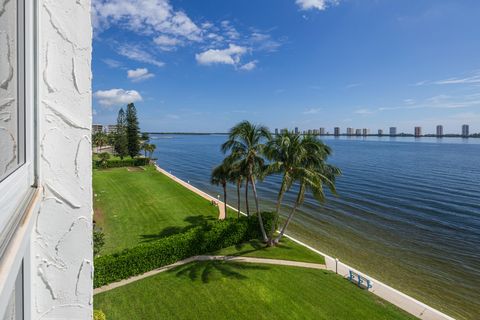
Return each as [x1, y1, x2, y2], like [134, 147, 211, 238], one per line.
[93, 310, 106, 320]
[93, 157, 149, 169]
[94, 212, 276, 288]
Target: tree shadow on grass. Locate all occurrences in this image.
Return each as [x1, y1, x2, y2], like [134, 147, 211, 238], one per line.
[225, 239, 295, 257]
[139, 214, 217, 242]
[171, 261, 270, 283]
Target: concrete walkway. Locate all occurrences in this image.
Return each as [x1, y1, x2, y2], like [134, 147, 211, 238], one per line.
[94, 255, 326, 295]
[154, 164, 226, 219]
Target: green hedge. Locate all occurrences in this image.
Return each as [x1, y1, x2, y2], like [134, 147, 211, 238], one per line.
[93, 157, 150, 169]
[94, 213, 276, 288]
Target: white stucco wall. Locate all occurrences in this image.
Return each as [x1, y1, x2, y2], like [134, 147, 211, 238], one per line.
[31, 0, 93, 319]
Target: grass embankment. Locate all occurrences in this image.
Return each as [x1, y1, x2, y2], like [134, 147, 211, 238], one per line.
[93, 166, 219, 254]
[94, 261, 415, 320]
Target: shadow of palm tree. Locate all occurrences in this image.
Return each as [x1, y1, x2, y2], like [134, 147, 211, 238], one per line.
[171, 261, 270, 283]
[139, 214, 217, 242]
[225, 239, 294, 257]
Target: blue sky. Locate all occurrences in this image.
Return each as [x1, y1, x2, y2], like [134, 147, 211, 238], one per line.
[92, 0, 480, 134]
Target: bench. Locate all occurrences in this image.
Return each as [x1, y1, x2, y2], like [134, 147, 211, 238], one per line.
[349, 270, 373, 290]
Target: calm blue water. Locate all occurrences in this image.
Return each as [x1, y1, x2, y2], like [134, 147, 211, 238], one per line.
[151, 135, 480, 319]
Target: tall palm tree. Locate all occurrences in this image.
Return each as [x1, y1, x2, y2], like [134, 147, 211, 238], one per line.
[211, 162, 230, 218]
[147, 143, 156, 159]
[227, 160, 246, 218]
[222, 121, 271, 241]
[264, 130, 303, 239]
[272, 135, 341, 244]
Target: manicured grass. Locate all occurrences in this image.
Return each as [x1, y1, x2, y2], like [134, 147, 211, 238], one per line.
[212, 238, 325, 264]
[93, 166, 219, 254]
[94, 261, 415, 320]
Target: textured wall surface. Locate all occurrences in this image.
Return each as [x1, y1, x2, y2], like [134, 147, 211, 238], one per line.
[32, 0, 93, 319]
[0, 0, 18, 180]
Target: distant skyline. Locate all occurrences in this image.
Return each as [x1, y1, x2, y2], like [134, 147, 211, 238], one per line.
[92, 0, 480, 133]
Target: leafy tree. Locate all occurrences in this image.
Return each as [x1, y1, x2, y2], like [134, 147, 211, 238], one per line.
[98, 152, 111, 168]
[222, 121, 271, 241]
[114, 108, 128, 159]
[126, 103, 140, 158]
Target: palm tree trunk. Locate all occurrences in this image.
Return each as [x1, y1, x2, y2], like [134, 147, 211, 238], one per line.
[245, 180, 250, 216]
[250, 175, 268, 242]
[236, 180, 241, 218]
[222, 183, 227, 219]
[274, 201, 299, 244]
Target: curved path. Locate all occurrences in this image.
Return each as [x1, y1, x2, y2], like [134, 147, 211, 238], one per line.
[154, 164, 226, 219]
[94, 255, 326, 295]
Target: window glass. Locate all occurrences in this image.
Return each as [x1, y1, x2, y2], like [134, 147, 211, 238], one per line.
[0, 0, 25, 182]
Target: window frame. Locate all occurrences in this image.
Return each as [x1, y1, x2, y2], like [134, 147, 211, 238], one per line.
[0, 0, 36, 259]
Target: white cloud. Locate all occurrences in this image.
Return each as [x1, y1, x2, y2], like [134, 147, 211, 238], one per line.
[415, 70, 480, 86]
[153, 35, 182, 51]
[239, 60, 257, 71]
[195, 44, 248, 66]
[127, 68, 155, 82]
[93, 0, 202, 41]
[94, 89, 143, 107]
[354, 108, 374, 115]
[303, 108, 322, 114]
[103, 58, 122, 68]
[118, 44, 165, 67]
[296, 0, 339, 11]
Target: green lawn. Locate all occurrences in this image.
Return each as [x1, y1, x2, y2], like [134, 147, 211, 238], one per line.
[212, 238, 325, 264]
[94, 261, 415, 320]
[93, 166, 219, 254]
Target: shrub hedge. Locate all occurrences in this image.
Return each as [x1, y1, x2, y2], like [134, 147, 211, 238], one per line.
[94, 213, 276, 288]
[93, 157, 150, 169]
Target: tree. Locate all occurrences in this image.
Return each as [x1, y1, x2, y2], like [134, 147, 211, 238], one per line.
[222, 121, 271, 242]
[114, 108, 128, 159]
[147, 143, 156, 159]
[126, 103, 140, 158]
[211, 161, 230, 218]
[264, 130, 303, 239]
[98, 152, 111, 168]
[270, 134, 341, 245]
[141, 132, 150, 142]
[93, 132, 108, 153]
[228, 160, 246, 218]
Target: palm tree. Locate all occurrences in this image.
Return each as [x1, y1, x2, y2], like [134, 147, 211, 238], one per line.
[211, 162, 230, 218]
[264, 130, 303, 239]
[94, 132, 108, 153]
[272, 135, 341, 245]
[222, 121, 271, 241]
[147, 143, 156, 159]
[227, 160, 246, 218]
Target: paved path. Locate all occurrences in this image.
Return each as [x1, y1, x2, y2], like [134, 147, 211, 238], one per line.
[154, 164, 226, 219]
[94, 255, 326, 295]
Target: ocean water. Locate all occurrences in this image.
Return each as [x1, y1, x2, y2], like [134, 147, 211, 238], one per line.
[151, 134, 480, 319]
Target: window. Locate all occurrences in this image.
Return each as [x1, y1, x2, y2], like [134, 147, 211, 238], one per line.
[0, 0, 35, 258]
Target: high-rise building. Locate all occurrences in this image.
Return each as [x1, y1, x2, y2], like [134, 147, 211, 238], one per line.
[414, 126, 422, 137]
[362, 128, 370, 136]
[92, 124, 104, 134]
[389, 127, 397, 136]
[347, 128, 354, 136]
[436, 125, 444, 137]
[281, 128, 288, 134]
[106, 124, 119, 134]
[334, 127, 340, 136]
[319, 127, 326, 135]
[313, 129, 319, 135]
[378, 129, 384, 136]
[355, 129, 362, 136]
[274, 128, 279, 135]
[294, 127, 299, 134]
[462, 124, 469, 137]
